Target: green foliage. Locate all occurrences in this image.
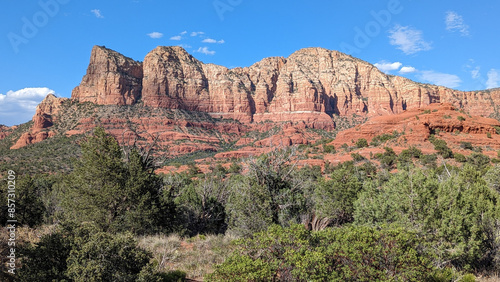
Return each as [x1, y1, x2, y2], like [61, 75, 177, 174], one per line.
[207, 224, 435, 281]
[350, 152, 365, 162]
[494, 125, 500, 135]
[454, 153, 467, 163]
[61, 127, 171, 234]
[354, 166, 500, 269]
[374, 147, 397, 169]
[174, 175, 228, 235]
[0, 175, 45, 227]
[458, 116, 466, 121]
[487, 132, 492, 138]
[225, 148, 315, 236]
[429, 136, 453, 158]
[322, 144, 336, 153]
[227, 161, 241, 174]
[460, 141, 474, 150]
[423, 109, 431, 114]
[66, 229, 151, 282]
[314, 167, 363, 226]
[370, 133, 398, 146]
[18, 230, 72, 281]
[466, 152, 491, 172]
[355, 138, 368, 148]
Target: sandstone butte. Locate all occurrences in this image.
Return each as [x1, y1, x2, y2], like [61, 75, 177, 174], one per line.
[3, 45, 500, 150]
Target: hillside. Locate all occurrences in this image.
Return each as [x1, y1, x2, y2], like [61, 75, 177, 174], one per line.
[1, 45, 500, 173]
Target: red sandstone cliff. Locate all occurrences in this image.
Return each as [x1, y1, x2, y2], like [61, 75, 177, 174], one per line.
[72, 46, 143, 105]
[71, 46, 500, 124]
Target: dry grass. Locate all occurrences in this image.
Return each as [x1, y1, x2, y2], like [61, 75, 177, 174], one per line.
[478, 273, 500, 282]
[138, 233, 238, 280]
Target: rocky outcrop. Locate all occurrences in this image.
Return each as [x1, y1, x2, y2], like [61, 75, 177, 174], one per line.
[71, 46, 500, 128]
[10, 94, 67, 149]
[72, 46, 143, 105]
[333, 103, 500, 149]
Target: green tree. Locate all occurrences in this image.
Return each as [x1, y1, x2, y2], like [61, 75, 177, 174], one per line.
[18, 230, 72, 281]
[314, 167, 362, 226]
[355, 138, 368, 148]
[62, 127, 170, 234]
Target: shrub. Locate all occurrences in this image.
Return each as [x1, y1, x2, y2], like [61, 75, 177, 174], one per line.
[454, 153, 467, 163]
[457, 116, 466, 121]
[487, 132, 492, 138]
[350, 152, 365, 162]
[207, 224, 436, 281]
[429, 136, 453, 159]
[322, 144, 336, 154]
[460, 141, 474, 150]
[355, 138, 368, 148]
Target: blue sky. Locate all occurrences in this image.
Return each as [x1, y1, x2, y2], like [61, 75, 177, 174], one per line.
[1, 0, 499, 126]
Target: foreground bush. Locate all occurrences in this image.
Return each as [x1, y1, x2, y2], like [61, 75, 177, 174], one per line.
[207, 224, 436, 281]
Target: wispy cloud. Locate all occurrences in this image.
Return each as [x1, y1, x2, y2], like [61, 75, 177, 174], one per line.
[180, 31, 187, 35]
[195, 47, 215, 55]
[445, 11, 470, 36]
[202, 38, 225, 44]
[374, 61, 402, 73]
[91, 9, 104, 19]
[389, 25, 432, 55]
[191, 31, 205, 37]
[399, 66, 417, 74]
[0, 87, 55, 126]
[486, 69, 500, 89]
[147, 32, 164, 39]
[418, 71, 461, 88]
[170, 35, 182, 41]
[471, 66, 481, 79]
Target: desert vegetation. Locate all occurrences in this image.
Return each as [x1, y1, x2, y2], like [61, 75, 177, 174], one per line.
[1, 127, 500, 281]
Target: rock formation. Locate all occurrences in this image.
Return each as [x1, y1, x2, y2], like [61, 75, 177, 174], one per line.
[10, 94, 67, 149]
[70, 46, 500, 125]
[72, 46, 143, 105]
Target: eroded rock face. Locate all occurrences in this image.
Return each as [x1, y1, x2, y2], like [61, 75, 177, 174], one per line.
[72, 46, 143, 105]
[10, 94, 67, 149]
[72, 46, 500, 126]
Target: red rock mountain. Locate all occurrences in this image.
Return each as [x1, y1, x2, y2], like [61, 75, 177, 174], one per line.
[72, 45, 500, 124]
[2, 45, 500, 151]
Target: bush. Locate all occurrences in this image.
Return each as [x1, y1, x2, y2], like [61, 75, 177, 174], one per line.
[207, 224, 436, 281]
[374, 147, 397, 169]
[355, 138, 368, 148]
[322, 144, 336, 154]
[370, 133, 396, 146]
[454, 153, 467, 163]
[429, 136, 453, 159]
[460, 141, 474, 150]
[458, 116, 466, 121]
[350, 152, 365, 162]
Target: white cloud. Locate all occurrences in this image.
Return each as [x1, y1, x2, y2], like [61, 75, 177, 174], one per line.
[180, 31, 187, 35]
[178, 44, 192, 49]
[418, 71, 461, 88]
[202, 38, 225, 44]
[191, 31, 205, 37]
[374, 61, 402, 73]
[195, 47, 215, 55]
[147, 32, 163, 39]
[399, 66, 417, 74]
[486, 69, 500, 89]
[445, 11, 469, 36]
[170, 35, 182, 41]
[471, 66, 481, 79]
[91, 9, 104, 18]
[389, 25, 432, 55]
[0, 87, 55, 126]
